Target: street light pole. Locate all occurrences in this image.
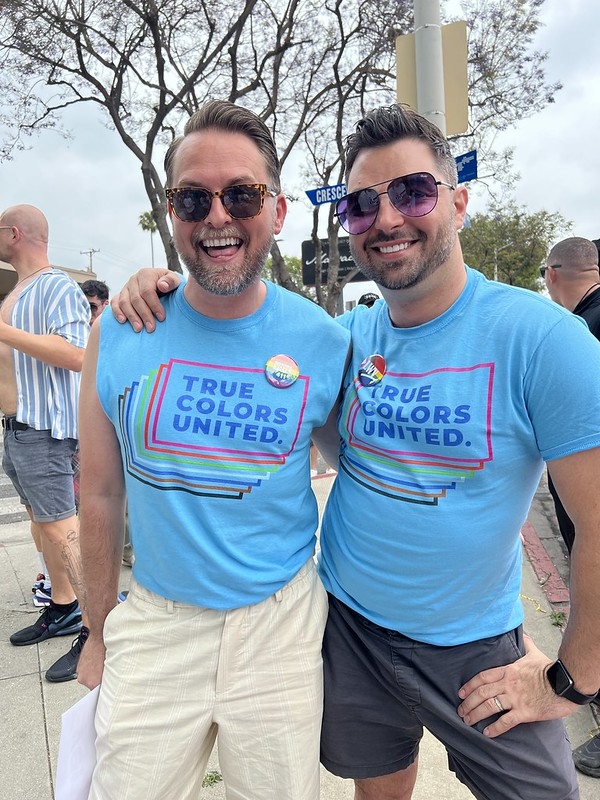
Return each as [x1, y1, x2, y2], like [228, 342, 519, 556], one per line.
[414, 0, 446, 135]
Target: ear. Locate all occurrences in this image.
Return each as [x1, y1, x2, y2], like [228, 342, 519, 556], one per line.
[454, 186, 469, 231]
[453, 184, 469, 231]
[546, 266, 558, 286]
[273, 193, 287, 236]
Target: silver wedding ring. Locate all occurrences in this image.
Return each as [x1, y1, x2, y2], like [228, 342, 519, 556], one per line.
[493, 695, 504, 712]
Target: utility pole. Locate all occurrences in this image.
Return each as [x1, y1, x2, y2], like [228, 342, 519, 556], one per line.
[414, 0, 446, 135]
[396, 4, 468, 136]
[80, 248, 99, 272]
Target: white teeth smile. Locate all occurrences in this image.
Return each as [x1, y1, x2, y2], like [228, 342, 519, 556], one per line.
[201, 237, 241, 248]
[378, 242, 410, 254]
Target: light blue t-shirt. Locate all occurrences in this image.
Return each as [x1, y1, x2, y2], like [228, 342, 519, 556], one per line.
[97, 280, 350, 609]
[319, 267, 600, 645]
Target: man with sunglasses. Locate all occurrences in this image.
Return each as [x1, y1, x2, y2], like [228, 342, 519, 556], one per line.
[76, 100, 349, 800]
[310, 105, 600, 800]
[117, 103, 600, 799]
[81, 278, 110, 324]
[542, 236, 600, 781]
[541, 238, 600, 556]
[322, 105, 600, 800]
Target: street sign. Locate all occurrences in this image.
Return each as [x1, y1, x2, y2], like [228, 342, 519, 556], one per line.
[301, 237, 367, 285]
[455, 150, 477, 184]
[305, 183, 346, 206]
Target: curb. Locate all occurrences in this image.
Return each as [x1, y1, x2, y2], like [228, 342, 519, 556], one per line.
[521, 519, 570, 609]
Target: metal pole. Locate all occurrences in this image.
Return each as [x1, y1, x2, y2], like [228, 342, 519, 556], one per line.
[414, 0, 446, 135]
[80, 248, 99, 272]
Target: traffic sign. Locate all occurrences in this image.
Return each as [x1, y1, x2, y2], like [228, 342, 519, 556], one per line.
[305, 183, 346, 206]
[455, 150, 477, 184]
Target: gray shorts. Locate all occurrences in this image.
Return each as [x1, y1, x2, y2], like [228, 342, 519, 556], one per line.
[321, 594, 579, 800]
[2, 427, 77, 523]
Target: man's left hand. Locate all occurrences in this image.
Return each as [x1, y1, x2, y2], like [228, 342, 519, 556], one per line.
[457, 634, 577, 737]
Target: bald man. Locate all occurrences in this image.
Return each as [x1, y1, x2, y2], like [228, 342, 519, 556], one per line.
[0, 205, 90, 682]
[543, 236, 600, 553]
[543, 236, 600, 779]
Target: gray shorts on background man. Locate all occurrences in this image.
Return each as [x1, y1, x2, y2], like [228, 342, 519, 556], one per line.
[2, 426, 77, 522]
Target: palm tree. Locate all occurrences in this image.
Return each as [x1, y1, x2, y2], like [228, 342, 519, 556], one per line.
[138, 210, 157, 267]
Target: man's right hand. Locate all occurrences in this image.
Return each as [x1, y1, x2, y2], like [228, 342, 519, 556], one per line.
[110, 267, 182, 332]
[77, 632, 107, 690]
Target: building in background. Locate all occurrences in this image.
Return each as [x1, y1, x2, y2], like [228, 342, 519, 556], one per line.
[0, 260, 95, 301]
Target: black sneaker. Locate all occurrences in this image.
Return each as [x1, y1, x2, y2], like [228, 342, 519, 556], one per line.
[45, 628, 88, 683]
[9, 603, 82, 646]
[573, 732, 600, 778]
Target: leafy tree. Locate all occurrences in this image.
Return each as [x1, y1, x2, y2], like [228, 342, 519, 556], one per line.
[290, 0, 562, 313]
[0, 0, 408, 281]
[138, 210, 158, 267]
[451, 0, 562, 202]
[459, 205, 572, 290]
[263, 253, 320, 301]
[0, 0, 561, 313]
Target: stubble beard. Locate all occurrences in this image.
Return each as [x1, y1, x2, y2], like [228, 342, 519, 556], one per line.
[350, 215, 456, 291]
[180, 235, 274, 297]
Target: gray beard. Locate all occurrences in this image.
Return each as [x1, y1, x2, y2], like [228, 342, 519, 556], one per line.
[180, 236, 273, 297]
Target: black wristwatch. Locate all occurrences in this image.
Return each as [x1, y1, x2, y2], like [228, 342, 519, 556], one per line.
[546, 660, 598, 705]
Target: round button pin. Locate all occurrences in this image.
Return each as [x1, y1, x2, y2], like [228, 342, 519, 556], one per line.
[265, 354, 299, 388]
[357, 354, 386, 386]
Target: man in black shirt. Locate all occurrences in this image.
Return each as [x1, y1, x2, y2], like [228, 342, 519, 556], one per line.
[543, 235, 600, 779]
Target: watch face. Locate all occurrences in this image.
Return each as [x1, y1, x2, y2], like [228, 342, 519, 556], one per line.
[548, 660, 573, 695]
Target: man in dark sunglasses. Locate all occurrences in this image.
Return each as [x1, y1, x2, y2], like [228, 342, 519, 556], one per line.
[542, 236, 600, 781]
[315, 105, 600, 800]
[76, 100, 350, 800]
[81, 278, 110, 324]
[112, 103, 600, 800]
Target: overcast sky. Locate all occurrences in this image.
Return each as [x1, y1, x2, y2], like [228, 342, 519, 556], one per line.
[0, 0, 597, 303]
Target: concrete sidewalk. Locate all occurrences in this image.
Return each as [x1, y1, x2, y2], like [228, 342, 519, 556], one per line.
[0, 469, 598, 799]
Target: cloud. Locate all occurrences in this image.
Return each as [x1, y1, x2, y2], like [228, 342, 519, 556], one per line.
[0, 104, 158, 295]
[467, 0, 600, 243]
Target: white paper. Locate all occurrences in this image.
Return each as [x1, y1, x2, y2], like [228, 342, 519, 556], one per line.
[55, 686, 100, 800]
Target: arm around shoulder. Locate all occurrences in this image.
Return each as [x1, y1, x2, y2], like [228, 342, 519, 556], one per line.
[111, 267, 182, 331]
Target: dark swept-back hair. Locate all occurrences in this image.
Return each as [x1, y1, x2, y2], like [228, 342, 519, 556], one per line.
[81, 279, 109, 301]
[344, 104, 457, 185]
[164, 100, 281, 191]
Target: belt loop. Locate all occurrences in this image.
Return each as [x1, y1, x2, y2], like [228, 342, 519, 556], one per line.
[166, 598, 174, 614]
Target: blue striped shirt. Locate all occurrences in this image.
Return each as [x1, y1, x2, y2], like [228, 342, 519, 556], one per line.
[10, 269, 89, 440]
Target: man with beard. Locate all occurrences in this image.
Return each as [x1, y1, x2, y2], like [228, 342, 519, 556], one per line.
[112, 104, 600, 800]
[76, 100, 349, 800]
[317, 105, 600, 800]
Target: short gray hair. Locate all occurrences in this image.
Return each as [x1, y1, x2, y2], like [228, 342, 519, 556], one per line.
[547, 237, 599, 269]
